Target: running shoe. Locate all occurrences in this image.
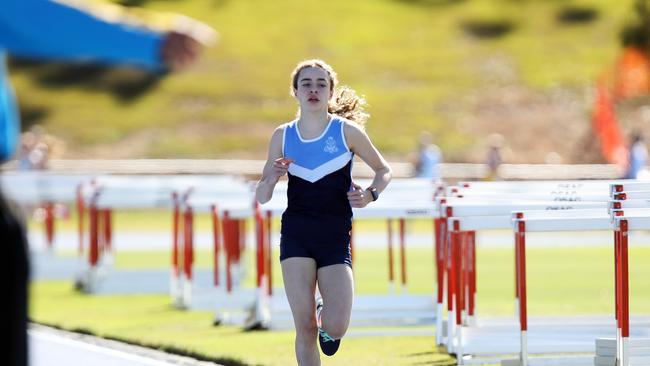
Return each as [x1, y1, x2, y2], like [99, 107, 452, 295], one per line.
[316, 297, 341, 356]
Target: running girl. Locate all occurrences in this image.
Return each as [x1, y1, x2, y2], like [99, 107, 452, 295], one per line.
[256, 59, 392, 365]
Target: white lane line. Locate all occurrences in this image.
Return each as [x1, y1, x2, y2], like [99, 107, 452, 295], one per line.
[30, 329, 177, 366]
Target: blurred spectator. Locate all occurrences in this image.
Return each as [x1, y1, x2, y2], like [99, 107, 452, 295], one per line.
[0, 1, 214, 365]
[485, 133, 504, 181]
[16, 131, 37, 170]
[412, 131, 442, 180]
[29, 141, 50, 170]
[624, 131, 648, 179]
[16, 128, 57, 170]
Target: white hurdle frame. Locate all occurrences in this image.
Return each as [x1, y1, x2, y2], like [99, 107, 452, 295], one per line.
[435, 179, 649, 363]
[512, 199, 650, 366]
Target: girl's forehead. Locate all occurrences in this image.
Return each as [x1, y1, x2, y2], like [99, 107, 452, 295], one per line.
[299, 66, 330, 81]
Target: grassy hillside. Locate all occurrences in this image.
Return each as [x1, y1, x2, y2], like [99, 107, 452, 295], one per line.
[8, 0, 637, 162]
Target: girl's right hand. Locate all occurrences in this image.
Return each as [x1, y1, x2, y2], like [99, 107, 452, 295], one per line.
[271, 157, 293, 181]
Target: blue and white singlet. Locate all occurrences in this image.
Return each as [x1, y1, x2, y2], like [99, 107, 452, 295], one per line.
[281, 115, 354, 241]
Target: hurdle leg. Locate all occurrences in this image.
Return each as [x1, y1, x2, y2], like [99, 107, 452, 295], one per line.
[620, 219, 630, 366]
[265, 212, 273, 296]
[457, 230, 466, 360]
[456, 326, 464, 365]
[211, 205, 220, 287]
[229, 219, 242, 288]
[452, 220, 464, 359]
[213, 210, 231, 329]
[446, 224, 456, 353]
[77, 184, 85, 256]
[86, 203, 99, 293]
[615, 228, 621, 363]
[259, 212, 272, 327]
[516, 219, 528, 366]
[468, 230, 477, 326]
[240, 218, 247, 261]
[255, 209, 264, 291]
[514, 213, 524, 317]
[97, 208, 105, 267]
[224, 212, 233, 294]
[245, 208, 271, 330]
[105, 209, 113, 253]
[435, 217, 445, 346]
[101, 209, 113, 267]
[170, 194, 181, 301]
[44, 202, 55, 252]
[182, 207, 194, 308]
[461, 231, 469, 326]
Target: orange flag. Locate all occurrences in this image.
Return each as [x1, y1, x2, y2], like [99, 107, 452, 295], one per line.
[592, 80, 627, 168]
[614, 47, 650, 99]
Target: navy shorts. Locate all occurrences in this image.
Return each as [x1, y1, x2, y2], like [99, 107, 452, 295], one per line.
[279, 235, 352, 269]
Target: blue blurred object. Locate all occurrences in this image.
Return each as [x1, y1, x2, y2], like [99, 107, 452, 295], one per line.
[0, 0, 166, 162]
[0, 2, 174, 366]
[0, 56, 20, 161]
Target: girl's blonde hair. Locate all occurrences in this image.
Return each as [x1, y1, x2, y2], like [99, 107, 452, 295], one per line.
[290, 59, 369, 125]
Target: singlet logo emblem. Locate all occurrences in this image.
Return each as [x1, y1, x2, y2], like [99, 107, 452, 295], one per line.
[324, 137, 338, 153]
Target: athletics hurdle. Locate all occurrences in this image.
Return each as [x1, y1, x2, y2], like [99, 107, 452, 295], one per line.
[442, 203, 607, 359]
[169, 175, 255, 311]
[0, 172, 88, 252]
[510, 198, 650, 366]
[168, 175, 276, 329]
[77, 175, 175, 292]
[437, 180, 637, 359]
[441, 181, 648, 364]
[607, 182, 650, 366]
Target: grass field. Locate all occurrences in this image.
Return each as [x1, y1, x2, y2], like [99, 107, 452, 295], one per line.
[28, 207, 438, 233]
[31, 242, 650, 365]
[9, 0, 638, 160]
[33, 281, 458, 366]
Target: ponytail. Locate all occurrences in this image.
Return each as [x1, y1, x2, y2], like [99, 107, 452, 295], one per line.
[290, 59, 369, 126]
[329, 86, 369, 126]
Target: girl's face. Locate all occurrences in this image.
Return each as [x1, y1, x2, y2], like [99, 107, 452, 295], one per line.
[294, 66, 333, 112]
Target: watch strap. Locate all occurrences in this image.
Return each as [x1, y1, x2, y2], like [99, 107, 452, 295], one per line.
[367, 187, 378, 201]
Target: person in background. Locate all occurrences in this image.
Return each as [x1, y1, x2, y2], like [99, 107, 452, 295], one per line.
[16, 131, 38, 171]
[0, 1, 213, 365]
[29, 141, 50, 170]
[624, 131, 648, 179]
[412, 130, 442, 180]
[485, 133, 504, 181]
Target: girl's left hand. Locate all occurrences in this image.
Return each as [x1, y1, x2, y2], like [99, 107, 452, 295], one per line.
[347, 182, 371, 208]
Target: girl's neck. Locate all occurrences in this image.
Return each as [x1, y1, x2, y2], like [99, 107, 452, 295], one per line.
[298, 109, 329, 126]
[297, 110, 331, 139]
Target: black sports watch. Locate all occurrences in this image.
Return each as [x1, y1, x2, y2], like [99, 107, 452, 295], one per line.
[367, 187, 379, 201]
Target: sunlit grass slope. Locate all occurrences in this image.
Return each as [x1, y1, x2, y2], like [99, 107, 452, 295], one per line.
[9, 0, 635, 160]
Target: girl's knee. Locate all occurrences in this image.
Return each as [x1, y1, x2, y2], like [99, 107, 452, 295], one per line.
[295, 318, 318, 338]
[322, 320, 349, 340]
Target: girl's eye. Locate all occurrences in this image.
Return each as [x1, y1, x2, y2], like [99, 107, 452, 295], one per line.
[319, 84, 327, 88]
[302, 83, 311, 88]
